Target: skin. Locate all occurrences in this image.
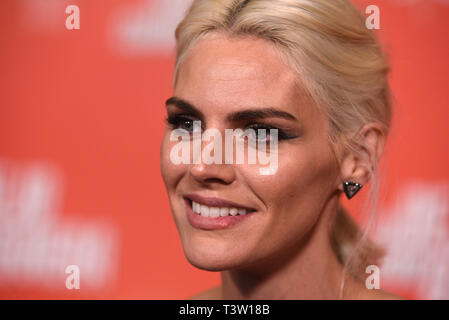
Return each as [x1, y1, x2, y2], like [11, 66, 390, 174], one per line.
[160, 32, 401, 299]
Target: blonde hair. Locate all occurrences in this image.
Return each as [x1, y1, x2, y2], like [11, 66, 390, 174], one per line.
[173, 0, 392, 296]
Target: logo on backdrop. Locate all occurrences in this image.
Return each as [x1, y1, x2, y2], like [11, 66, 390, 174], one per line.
[0, 161, 119, 290]
[65, 5, 80, 30]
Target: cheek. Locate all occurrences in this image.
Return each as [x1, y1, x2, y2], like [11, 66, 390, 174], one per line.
[239, 144, 338, 227]
[246, 150, 336, 202]
[236, 146, 338, 255]
[160, 132, 186, 190]
[286, 152, 337, 205]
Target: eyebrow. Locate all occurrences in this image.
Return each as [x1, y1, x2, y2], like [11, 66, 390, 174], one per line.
[165, 96, 297, 122]
[227, 109, 296, 122]
[165, 97, 204, 119]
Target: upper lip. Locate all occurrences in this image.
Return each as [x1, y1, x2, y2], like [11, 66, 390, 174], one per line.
[184, 193, 257, 211]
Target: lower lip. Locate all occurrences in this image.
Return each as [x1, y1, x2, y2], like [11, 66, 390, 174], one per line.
[185, 199, 255, 230]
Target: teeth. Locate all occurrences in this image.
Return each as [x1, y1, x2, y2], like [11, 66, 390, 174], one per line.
[193, 202, 201, 214]
[191, 201, 251, 218]
[238, 208, 247, 215]
[220, 208, 229, 217]
[209, 207, 220, 218]
[200, 205, 209, 217]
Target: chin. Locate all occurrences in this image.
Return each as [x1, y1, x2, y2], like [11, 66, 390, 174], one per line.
[181, 235, 249, 271]
[185, 255, 229, 272]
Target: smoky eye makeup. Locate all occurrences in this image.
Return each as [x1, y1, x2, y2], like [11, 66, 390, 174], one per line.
[244, 122, 300, 141]
[165, 115, 301, 143]
[166, 113, 203, 132]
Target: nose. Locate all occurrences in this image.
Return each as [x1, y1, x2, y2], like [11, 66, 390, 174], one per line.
[189, 162, 236, 185]
[188, 124, 237, 185]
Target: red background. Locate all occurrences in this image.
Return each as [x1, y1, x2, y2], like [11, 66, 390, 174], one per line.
[1, 0, 448, 299]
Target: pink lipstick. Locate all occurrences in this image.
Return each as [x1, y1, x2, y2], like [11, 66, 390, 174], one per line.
[184, 194, 257, 230]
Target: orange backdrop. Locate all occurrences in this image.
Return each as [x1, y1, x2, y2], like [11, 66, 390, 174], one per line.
[1, 0, 448, 299]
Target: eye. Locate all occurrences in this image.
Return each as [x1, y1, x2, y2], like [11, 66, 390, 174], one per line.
[166, 115, 197, 132]
[245, 123, 294, 142]
[245, 127, 273, 142]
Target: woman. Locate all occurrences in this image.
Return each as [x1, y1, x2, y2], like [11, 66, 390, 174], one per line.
[160, 0, 401, 299]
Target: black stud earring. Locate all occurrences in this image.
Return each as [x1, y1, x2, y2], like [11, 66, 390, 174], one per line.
[343, 181, 363, 199]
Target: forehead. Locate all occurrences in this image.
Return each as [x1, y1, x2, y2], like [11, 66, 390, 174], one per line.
[175, 33, 308, 114]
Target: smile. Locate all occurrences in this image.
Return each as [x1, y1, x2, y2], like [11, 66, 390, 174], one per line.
[184, 194, 257, 230]
[192, 201, 249, 217]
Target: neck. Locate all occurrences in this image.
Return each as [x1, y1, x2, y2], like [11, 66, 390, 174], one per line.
[220, 195, 359, 300]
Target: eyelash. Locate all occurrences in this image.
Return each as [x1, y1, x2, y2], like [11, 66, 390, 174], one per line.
[165, 115, 297, 141]
[166, 114, 198, 131]
[245, 123, 296, 141]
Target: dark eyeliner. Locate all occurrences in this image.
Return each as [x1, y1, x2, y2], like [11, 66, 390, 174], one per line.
[166, 114, 203, 131]
[166, 114, 190, 125]
[246, 123, 298, 140]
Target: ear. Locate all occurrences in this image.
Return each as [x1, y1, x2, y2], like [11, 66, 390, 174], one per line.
[338, 123, 386, 191]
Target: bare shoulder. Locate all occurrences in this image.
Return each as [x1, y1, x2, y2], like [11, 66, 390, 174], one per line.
[186, 284, 404, 300]
[356, 288, 405, 300]
[188, 285, 222, 300]
[345, 276, 405, 300]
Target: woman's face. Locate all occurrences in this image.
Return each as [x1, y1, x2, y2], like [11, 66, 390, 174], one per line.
[160, 33, 341, 271]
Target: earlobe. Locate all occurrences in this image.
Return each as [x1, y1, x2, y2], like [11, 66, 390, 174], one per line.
[337, 152, 368, 194]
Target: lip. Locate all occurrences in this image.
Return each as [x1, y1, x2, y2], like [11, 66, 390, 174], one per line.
[184, 194, 257, 212]
[183, 194, 257, 230]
